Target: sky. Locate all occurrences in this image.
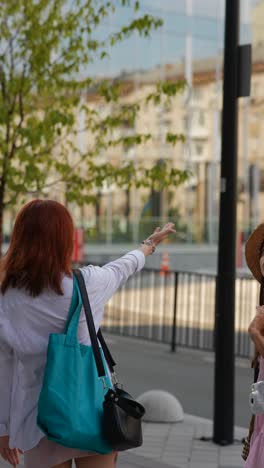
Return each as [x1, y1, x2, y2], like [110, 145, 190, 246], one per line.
[90, 0, 262, 77]
[138, 0, 259, 20]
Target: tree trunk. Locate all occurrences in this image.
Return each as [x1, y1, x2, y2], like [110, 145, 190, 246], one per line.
[95, 192, 102, 239]
[151, 188, 162, 217]
[125, 189, 130, 218]
[0, 183, 5, 257]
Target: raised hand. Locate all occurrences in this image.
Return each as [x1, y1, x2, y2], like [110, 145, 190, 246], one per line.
[148, 223, 176, 245]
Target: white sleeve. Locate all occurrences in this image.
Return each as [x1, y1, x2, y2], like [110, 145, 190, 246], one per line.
[77, 250, 145, 342]
[0, 341, 14, 436]
[80, 249, 145, 305]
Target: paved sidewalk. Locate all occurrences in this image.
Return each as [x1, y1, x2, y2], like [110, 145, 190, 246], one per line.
[117, 415, 246, 468]
[0, 414, 246, 468]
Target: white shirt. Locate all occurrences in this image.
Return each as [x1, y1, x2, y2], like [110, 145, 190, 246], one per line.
[0, 250, 145, 451]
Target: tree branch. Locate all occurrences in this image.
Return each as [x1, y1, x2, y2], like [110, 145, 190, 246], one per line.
[8, 64, 26, 159]
[7, 36, 18, 118]
[0, 65, 6, 102]
[41, 152, 90, 188]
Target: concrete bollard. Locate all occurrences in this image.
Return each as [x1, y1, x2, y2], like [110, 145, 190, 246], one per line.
[137, 390, 184, 423]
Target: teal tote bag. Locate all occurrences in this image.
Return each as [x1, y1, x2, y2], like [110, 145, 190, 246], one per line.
[37, 274, 113, 454]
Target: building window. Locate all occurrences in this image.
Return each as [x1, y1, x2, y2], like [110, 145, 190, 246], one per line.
[195, 143, 203, 155]
[183, 115, 188, 131]
[193, 87, 202, 100]
[252, 81, 259, 98]
[161, 117, 172, 127]
[198, 111, 205, 126]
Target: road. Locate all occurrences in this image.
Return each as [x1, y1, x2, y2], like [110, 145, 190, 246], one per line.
[83, 242, 250, 272]
[105, 333, 253, 428]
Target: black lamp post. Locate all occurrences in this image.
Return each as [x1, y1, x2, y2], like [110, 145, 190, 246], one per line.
[213, 0, 251, 445]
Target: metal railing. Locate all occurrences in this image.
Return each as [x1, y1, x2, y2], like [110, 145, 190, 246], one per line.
[100, 268, 258, 358]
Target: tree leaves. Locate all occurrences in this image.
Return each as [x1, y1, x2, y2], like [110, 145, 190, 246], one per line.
[0, 0, 188, 218]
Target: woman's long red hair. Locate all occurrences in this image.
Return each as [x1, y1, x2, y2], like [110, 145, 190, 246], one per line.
[0, 199, 74, 296]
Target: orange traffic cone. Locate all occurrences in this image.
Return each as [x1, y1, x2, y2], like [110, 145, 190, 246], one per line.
[160, 252, 170, 276]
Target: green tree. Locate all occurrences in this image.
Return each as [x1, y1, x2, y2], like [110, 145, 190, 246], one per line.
[0, 0, 188, 250]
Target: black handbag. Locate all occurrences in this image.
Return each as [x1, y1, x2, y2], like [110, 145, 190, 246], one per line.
[74, 269, 145, 452]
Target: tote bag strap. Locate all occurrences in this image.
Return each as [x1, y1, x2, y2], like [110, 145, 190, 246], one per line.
[73, 269, 116, 379]
[72, 269, 116, 372]
[64, 275, 84, 345]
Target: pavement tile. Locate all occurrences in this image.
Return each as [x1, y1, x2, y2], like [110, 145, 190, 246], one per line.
[140, 440, 165, 446]
[191, 452, 218, 460]
[219, 460, 243, 467]
[190, 464, 218, 468]
[118, 463, 140, 468]
[166, 447, 192, 452]
[163, 458, 189, 464]
[219, 451, 242, 464]
[135, 450, 162, 457]
[118, 453, 179, 468]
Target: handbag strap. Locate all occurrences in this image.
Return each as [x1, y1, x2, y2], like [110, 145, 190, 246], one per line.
[97, 329, 116, 372]
[73, 269, 116, 378]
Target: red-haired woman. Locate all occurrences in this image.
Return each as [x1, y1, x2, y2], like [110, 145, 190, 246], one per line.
[0, 199, 175, 468]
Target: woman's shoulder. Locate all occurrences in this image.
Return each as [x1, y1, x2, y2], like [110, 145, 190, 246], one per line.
[78, 265, 106, 287]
